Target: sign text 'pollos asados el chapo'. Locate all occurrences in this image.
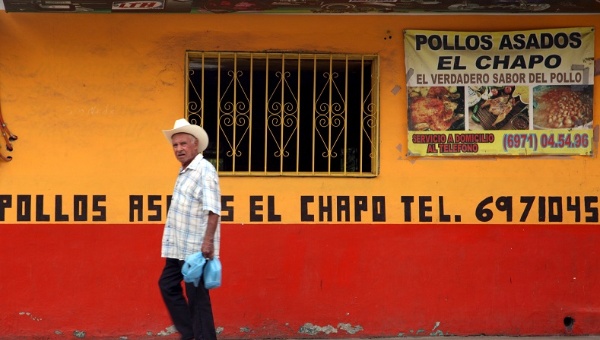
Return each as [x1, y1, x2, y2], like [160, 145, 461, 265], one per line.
[404, 27, 594, 157]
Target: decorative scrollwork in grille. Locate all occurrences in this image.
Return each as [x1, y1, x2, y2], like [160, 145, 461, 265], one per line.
[186, 52, 379, 176]
[218, 69, 250, 159]
[314, 71, 345, 160]
[267, 70, 298, 159]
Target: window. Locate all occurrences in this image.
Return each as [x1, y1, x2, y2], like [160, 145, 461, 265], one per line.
[186, 52, 380, 177]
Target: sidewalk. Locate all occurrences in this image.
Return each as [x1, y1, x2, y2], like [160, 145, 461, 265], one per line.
[278, 338, 600, 340]
[303, 338, 600, 340]
[287, 337, 600, 340]
[137, 332, 600, 340]
[143, 336, 600, 340]
[5, 336, 600, 339]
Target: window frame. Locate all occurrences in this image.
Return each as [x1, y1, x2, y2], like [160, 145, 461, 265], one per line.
[185, 51, 380, 177]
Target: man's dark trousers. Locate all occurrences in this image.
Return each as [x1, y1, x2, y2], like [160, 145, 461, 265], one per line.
[159, 258, 217, 340]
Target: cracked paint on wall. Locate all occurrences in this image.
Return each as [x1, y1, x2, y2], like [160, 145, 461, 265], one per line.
[430, 321, 445, 336]
[398, 322, 446, 337]
[298, 322, 363, 336]
[156, 325, 177, 336]
[19, 311, 42, 321]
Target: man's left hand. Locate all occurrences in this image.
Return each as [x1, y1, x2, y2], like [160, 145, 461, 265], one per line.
[202, 240, 214, 259]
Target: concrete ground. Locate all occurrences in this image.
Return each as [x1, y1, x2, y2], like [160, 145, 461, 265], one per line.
[4, 336, 600, 339]
[303, 338, 600, 340]
[286, 338, 600, 340]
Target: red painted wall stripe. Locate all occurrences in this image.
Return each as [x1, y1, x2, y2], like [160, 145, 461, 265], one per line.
[1, 224, 599, 338]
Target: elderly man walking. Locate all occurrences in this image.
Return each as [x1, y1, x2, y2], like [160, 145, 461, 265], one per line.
[158, 118, 221, 340]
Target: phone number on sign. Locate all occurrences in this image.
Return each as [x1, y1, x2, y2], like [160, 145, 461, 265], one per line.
[476, 196, 599, 223]
[502, 133, 589, 152]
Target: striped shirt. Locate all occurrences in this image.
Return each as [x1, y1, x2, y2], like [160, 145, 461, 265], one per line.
[161, 154, 221, 260]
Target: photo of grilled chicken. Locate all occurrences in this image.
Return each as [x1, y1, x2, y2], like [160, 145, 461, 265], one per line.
[479, 95, 514, 126]
[408, 86, 463, 131]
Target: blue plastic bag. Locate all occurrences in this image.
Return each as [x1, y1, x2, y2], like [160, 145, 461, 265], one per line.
[203, 258, 222, 289]
[181, 252, 206, 288]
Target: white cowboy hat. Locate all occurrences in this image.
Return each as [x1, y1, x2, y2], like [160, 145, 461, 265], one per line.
[162, 118, 209, 152]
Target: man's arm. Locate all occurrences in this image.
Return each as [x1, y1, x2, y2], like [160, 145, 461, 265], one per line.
[201, 211, 219, 259]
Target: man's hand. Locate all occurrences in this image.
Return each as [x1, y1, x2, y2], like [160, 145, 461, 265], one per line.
[201, 239, 214, 260]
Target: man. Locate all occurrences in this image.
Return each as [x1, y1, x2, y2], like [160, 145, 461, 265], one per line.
[159, 118, 221, 340]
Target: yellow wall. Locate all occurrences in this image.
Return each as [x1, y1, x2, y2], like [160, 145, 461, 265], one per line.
[0, 13, 598, 224]
[1, 12, 600, 339]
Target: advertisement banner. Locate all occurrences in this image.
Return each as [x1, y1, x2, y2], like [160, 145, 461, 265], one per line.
[404, 27, 594, 156]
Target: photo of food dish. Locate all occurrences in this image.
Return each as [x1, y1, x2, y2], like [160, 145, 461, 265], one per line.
[407, 86, 465, 131]
[468, 85, 529, 130]
[532, 85, 593, 129]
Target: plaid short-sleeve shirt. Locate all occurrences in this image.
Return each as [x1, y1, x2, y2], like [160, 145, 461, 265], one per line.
[161, 154, 221, 260]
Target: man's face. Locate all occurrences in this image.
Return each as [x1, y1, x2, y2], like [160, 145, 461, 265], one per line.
[171, 133, 199, 167]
